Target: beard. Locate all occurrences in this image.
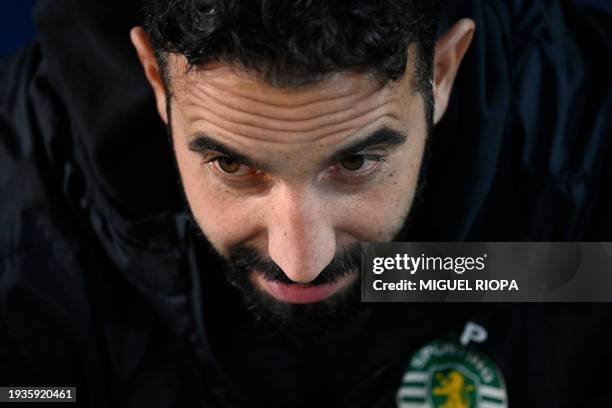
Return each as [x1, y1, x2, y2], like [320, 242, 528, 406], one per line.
[222, 242, 363, 340]
[185, 196, 426, 342]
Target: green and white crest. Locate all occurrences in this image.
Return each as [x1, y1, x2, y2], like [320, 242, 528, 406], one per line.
[396, 338, 507, 408]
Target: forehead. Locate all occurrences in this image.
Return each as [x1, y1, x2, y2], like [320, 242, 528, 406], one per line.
[166, 55, 421, 147]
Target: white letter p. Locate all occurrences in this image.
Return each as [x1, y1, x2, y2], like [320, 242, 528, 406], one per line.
[460, 321, 488, 346]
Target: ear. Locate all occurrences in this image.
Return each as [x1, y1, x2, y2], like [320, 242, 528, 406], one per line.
[130, 27, 169, 124]
[432, 19, 475, 124]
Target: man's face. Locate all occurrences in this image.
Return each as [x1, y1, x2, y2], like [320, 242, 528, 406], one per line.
[165, 58, 427, 310]
[131, 17, 475, 334]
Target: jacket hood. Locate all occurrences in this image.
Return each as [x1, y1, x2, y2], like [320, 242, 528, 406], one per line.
[34, 0, 180, 219]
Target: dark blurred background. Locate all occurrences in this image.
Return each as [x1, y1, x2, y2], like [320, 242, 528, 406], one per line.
[1, 0, 611, 56]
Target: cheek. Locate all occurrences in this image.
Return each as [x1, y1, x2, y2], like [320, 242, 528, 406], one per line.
[335, 176, 415, 241]
[192, 196, 259, 252]
[334, 136, 424, 241]
[174, 143, 262, 252]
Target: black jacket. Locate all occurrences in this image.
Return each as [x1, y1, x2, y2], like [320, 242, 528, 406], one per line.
[1, 0, 611, 407]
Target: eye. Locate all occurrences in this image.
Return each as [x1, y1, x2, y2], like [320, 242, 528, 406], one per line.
[340, 156, 366, 171]
[329, 154, 386, 183]
[217, 157, 241, 173]
[208, 156, 255, 176]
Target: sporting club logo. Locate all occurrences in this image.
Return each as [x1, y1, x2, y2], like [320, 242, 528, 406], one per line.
[396, 335, 507, 408]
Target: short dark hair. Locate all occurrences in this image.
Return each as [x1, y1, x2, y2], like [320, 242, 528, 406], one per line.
[143, 0, 439, 120]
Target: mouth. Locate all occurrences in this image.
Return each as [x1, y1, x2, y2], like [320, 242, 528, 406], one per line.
[252, 271, 358, 304]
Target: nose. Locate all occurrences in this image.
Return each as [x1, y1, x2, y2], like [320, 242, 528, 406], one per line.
[267, 184, 336, 283]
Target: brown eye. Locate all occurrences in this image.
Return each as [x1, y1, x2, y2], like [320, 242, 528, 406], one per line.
[218, 157, 241, 173]
[340, 156, 365, 171]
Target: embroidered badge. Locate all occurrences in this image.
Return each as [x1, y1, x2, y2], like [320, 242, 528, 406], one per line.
[396, 338, 507, 408]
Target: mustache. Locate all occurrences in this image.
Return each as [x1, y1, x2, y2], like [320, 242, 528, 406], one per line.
[228, 243, 362, 286]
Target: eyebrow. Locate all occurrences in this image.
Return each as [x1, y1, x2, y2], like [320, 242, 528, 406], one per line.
[187, 126, 408, 171]
[323, 127, 408, 166]
[188, 135, 258, 167]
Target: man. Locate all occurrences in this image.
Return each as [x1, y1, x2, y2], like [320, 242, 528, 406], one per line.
[0, 0, 611, 407]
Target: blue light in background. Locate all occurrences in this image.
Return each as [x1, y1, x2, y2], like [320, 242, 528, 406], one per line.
[0, 0, 38, 55]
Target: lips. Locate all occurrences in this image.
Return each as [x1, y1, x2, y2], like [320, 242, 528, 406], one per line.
[251, 267, 359, 304]
[259, 279, 340, 303]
